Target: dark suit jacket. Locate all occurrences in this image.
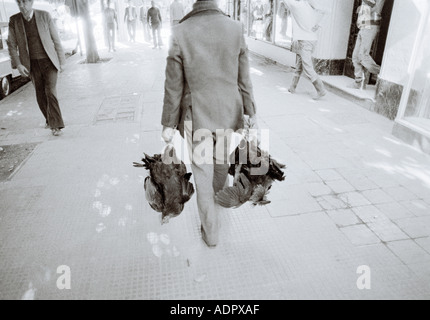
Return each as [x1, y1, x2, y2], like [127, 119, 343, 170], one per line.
[7, 10, 66, 72]
[162, 1, 256, 135]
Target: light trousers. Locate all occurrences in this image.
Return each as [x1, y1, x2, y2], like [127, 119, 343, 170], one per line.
[352, 26, 381, 81]
[184, 111, 231, 245]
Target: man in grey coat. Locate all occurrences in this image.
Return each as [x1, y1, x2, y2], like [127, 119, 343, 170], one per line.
[8, 0, 66, 136]
[161, 0, 257, 247]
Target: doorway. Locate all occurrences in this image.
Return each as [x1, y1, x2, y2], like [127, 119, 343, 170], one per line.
[344, 0, 394, 85]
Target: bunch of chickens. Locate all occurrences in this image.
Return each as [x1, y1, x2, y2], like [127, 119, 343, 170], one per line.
[215, 128, 286, 209]
[133, 145, 195, 224]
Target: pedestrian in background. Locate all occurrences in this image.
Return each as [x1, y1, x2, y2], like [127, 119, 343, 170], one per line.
[104, 0, 118, 52]
[349, 0, 386, 89]
[282, 0, 327, 100]
[140, 1, 152, 43]
[277, 1, 289, 39]
[147, 1, 163, 49]
[124, 0, 137, 42]
[161, 0, 257, 247]
[170, 0, 184, 27]
[7, 0, 66, 136]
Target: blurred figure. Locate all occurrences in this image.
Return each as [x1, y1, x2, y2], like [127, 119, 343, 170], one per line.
[147, 1, 163, 49]
[170, 0, 184, 27]
[349, 0, 386, 89]
[7, 0, 66, 136]
[251, 0, 264, 37]
[104, 0, 118, 52]
[140, 1, 152, 42]
[263, 0, 274, 42]
[282, 0, 327, 100]
[277, 0, 289, 38]
[124, 0, 137, 42]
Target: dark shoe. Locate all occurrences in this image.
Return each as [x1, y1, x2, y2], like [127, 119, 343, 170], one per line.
[312, 79, 327, 100]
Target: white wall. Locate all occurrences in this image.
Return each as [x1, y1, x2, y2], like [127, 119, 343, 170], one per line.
[379, 0, 428, 86]
[314, 0, 354, 60]
[246, 37, 296, 67]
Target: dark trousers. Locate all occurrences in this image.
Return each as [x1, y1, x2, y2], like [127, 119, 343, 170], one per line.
[151, 24, 163, 47]
[30, 59, 64, 129]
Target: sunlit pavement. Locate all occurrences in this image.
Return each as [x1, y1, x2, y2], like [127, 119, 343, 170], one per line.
[1, 27, 430, 300]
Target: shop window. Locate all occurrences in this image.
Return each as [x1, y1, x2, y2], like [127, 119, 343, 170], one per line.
[274, 0, 292, 48]
[0, 28, 4, 50]
[249, 0, 274, 42]
[238, 0, 249, 35]
[0, 25, 8, 51]
[402, 15, 430, 128]
[219, 0, 235, 17]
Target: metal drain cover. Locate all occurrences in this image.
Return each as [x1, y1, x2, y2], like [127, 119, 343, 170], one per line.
[94, 94, 142, 124]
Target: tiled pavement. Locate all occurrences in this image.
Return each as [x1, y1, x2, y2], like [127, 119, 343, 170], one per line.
[1, 37, 430, 300]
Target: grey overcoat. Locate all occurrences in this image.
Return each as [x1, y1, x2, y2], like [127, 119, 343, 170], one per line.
[161, 1, 256, 136]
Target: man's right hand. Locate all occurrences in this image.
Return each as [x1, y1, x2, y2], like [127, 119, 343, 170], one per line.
[162, 126, 176, 144]
[17, 64, 30, 77]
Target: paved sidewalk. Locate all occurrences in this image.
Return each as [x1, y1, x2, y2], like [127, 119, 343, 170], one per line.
[1, 39, 430, 300]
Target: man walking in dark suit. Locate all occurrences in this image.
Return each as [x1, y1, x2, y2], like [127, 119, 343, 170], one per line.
[161, 0, 257, 247]
[147, 1, 163, 49]
[7, 0, 66, 136]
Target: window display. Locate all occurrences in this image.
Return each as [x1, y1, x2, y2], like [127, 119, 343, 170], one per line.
[402, 15, 430, 129]
[249, 0, 273, 42]
[274, 0, 292, 48]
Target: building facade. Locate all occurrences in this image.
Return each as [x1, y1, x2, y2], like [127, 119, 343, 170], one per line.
[221, 0, 430, 154]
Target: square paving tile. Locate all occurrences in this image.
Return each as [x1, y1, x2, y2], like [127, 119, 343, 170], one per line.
[326, 209, 361, 227]
[383, 186, 420, 202]
[395, 216, 430, 238]
[315, 169, 343, 181]
[340, 225, 381, 246]
[362, 189, 395, 204]
[352, 205, 389, 224]
[339, 192, 371, 207]
[367, 220, 410, 242]
[415, 237, 430, 255]
[399, 200, 430, 217]
[306, 182, 332, 197]
[375, 202, 415, 220]
[386, 240, 430, 265]
[326, 180, 356, 194]
[317, 194, 349, 210]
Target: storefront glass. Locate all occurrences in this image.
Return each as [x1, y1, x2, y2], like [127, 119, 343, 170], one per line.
[249, 0, 274, 42]
[402, 14, 430, 131]
[274, 0, 292, 48]
[238, 0, 250, 35]
[219, 0, 234, 16]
